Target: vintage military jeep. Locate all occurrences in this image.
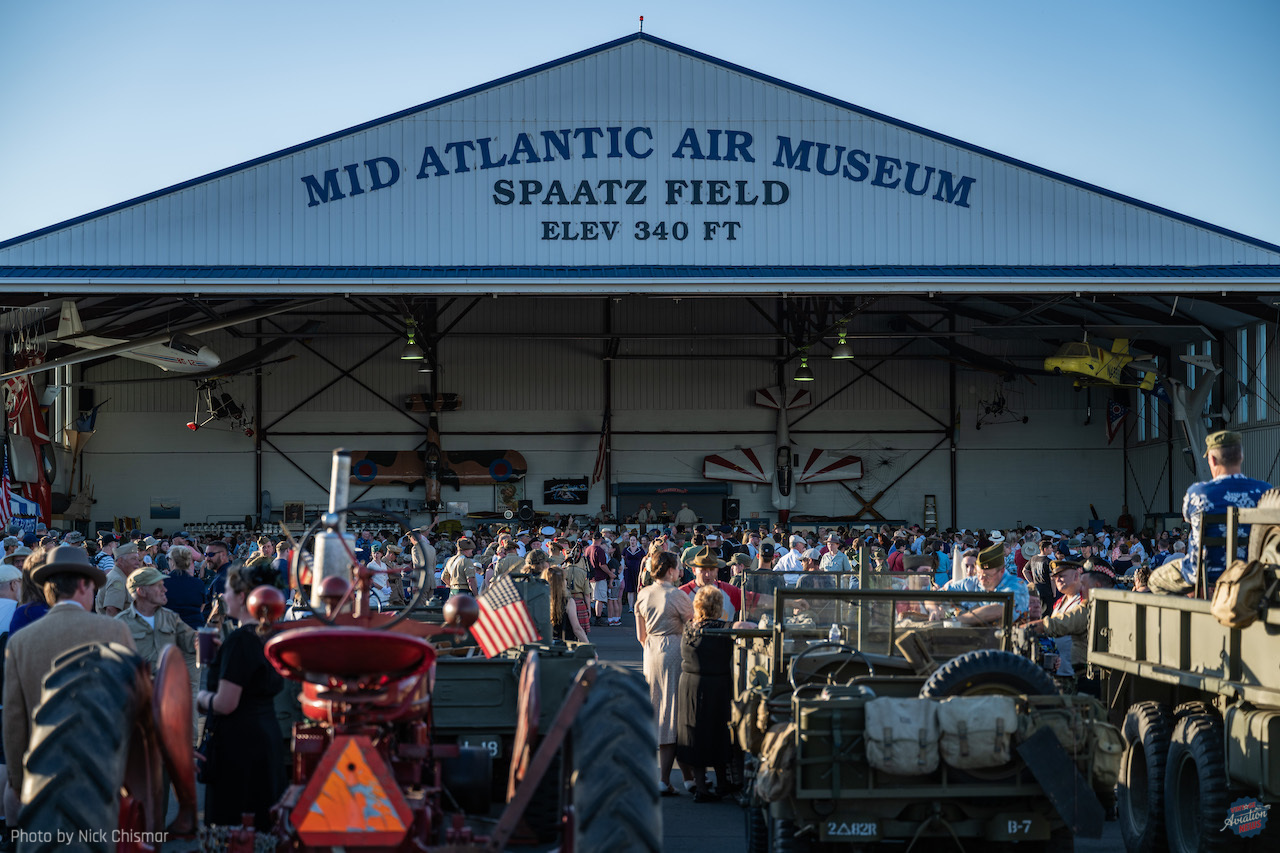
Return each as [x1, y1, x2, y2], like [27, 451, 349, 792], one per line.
[729, 581, 1121, 852]
[1088, 496, 1280, 852]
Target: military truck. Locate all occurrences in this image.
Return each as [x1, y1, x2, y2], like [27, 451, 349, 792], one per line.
[729, 579, 1121, 852]
[1087, 497, 1280, 852]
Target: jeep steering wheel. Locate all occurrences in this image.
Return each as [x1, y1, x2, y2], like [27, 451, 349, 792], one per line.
[288, 506, 433, 629]
[787, 642, 876, 691]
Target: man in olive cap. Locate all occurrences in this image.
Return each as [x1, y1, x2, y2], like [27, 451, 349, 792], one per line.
[116, 567, 199, 674]
[1150, 430, 1271, 596]
[931, 542, 1029, 625]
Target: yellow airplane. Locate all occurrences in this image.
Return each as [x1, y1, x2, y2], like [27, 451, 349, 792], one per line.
[1043, 338, 1157, 390]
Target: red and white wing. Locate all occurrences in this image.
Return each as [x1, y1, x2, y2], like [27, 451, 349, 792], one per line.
[703, 446, 773, 484]
[754, 386, 811, 411]
[795, 449, 863, 483]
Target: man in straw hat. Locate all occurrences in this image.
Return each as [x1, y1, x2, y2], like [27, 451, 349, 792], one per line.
[3, 546, 135, 813]
[929, 542, 1029, 625]
[1149, 430, 1271, 596]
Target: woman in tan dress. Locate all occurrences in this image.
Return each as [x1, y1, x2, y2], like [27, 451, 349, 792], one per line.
[635, 550, 695, 794]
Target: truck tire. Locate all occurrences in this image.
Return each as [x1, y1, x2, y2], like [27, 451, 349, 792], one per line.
[1118, 701, 1172, 853]
[769, 817, 809, 853]
[571, 665, 660, 853]
[745, 806, 768, 853]
[1164, 713, 1230, 853]
[919, 649, 1057, 698]
[18, 643, 146, 853]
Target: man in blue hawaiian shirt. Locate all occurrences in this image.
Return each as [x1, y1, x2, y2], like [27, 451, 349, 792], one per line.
[1149, 430, 1271, 595]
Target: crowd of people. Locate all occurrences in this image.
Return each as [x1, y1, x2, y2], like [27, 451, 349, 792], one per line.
[0, 428, 1266, 836]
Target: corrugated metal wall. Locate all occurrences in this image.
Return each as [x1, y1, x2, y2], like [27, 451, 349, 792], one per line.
[71, 295, 1268, 530]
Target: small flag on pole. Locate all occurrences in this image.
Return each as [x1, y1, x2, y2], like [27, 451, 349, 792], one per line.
[591, 416, 610, 485]
[1106, 399, 1130, 445]
[470, 574, 541, 658]
[0, 449, 14, 529]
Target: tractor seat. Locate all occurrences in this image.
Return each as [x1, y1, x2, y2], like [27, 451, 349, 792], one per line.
[266, 627, 436, 687]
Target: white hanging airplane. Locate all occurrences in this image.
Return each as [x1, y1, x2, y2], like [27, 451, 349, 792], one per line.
[0, 300, 311, 381]
[702, 386, 864, 523]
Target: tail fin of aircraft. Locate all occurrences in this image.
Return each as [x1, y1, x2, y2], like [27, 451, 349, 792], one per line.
[1111, 338, 1131, 354]
[55, 301, 84, 339]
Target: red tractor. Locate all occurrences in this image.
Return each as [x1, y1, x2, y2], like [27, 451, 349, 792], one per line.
[16, 495, 658, 852]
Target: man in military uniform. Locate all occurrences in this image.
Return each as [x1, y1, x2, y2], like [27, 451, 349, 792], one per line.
[116, 567, 200, 736]
[1150, 430, 1272, 595]
[1027, 559, 1115, 695]
[930, 543, 1029, 625]
[97, 541, 143, 617]
[442, 538, 479, 598]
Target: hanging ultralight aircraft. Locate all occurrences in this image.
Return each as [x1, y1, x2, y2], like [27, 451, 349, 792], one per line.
[0, 300, 311, 381]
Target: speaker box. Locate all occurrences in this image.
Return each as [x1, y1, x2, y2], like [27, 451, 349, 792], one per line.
[722, 498, 740, 523]
[517, 500, 535, 522]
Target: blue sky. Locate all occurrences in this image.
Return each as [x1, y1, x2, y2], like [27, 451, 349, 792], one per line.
[2, 0, 1277, 247]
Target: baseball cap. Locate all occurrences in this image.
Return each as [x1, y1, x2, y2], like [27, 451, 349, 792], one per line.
[115, 542, 140, 557]
[803, 548, 822, 561]
[0, 564, 21, 583]
[98, 531, 119, 544]
[126, 566, 167, 595]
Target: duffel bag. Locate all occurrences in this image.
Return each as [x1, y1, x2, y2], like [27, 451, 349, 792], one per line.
[937, 695, 1017, 769]
[865, 697, 939, 776]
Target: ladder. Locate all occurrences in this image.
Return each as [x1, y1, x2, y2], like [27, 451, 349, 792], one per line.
[923, 495, 938, 529]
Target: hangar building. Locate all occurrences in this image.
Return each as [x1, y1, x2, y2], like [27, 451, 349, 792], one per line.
[1, 33, 1278, 534]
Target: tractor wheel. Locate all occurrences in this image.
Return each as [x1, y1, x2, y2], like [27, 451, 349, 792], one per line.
[1118, 701, 1173, 853]
[18, 643, 148, 853]
[570, 664, 660, 853]
[919, 649, 1057, 698]
[1164, 712, 1230, 853]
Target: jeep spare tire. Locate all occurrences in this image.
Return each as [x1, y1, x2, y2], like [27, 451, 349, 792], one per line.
[919, 649, 1057, 698]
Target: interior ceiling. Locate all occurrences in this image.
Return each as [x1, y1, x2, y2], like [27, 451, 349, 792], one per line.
[2, 291, 1275, 377]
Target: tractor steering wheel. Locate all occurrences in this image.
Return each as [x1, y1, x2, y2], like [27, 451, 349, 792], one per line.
[288, 507, 433, 629]
[787, 642, 876, 692]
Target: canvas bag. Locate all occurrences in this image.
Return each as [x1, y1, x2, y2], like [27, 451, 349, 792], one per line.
[754, 722, 796, 802]
[864, 697, 939, 776]
[937, 696, 1018, 769]
[1211, 559, 1268, 629]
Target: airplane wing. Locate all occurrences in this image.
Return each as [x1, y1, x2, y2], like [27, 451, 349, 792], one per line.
[703, 446, 773, 484]
[0, 301, 315, 381]
[795, 448, 863, 483]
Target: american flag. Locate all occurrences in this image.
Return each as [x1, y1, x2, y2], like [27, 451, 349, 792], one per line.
[0, 448, 13, 529]
[1106, 398, 1130, 445]
[591, 416, 610, 485]
[471, 574, 540, 658]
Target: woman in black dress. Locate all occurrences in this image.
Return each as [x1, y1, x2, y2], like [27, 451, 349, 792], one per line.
[675, 585, 734, 802]
[196, 562, 285, 831]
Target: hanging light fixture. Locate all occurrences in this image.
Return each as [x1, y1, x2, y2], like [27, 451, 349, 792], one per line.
[793, 352, 815, 382]
[400, 317, 424, 360]
[830, 322, 854, 360]
[418, 361, 433, 373]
